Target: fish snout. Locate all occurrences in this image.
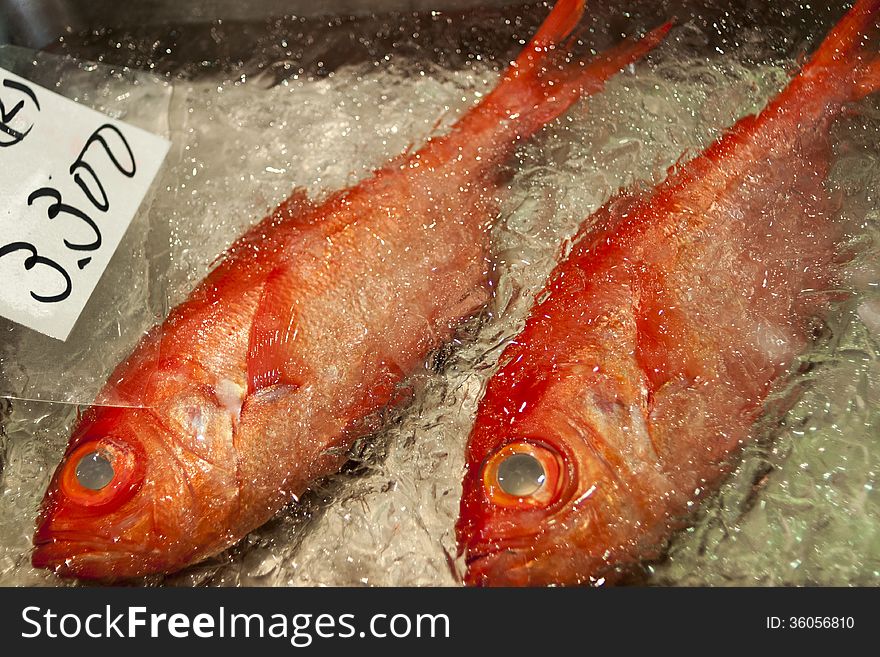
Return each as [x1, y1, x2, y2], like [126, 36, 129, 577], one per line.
[458, 515, 544, 586]
[31, 490, 158, 580]
[463, 546, 535, 586]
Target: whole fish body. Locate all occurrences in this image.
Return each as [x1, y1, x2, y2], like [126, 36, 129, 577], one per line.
[31, 0, 669, 579]
[457, 0, 880, 586]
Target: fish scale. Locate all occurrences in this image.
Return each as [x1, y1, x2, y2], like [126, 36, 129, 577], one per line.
[458, 0, 880, 586]
[30, 0, 670, 580]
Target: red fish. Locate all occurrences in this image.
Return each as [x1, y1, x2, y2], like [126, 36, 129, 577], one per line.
[457, 0, 880, 586]
[31, 0, 669, 579]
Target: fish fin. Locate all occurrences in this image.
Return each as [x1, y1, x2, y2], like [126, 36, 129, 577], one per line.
[246, 263, 305, 395]
[806, 0, 880, 69]
[856, 55, 880, 98]
[798, 0, 880, 101]
[573, 21, 673, 91]
[400, 110, 453, 160]
[460, 0, 671, 141]
[245, 188, 317, 240]
[213, 188, 315, 268]
[273, 187, 316, 223]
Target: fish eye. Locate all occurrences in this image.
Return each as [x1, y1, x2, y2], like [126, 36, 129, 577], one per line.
[75, 451, 115, 490]
[482, 440, 565, 508]
[58, 436, 144, 508]
[496, 452, 545, 496]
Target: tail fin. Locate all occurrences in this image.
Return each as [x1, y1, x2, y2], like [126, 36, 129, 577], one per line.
[798, 0, 880, 102]
[455, 0, 671, 141]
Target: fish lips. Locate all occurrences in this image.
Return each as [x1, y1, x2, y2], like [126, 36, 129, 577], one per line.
[459, 523, 542, 586]
[463, 544, 537, 587]
[32, 534, 132, 580]
[31, 541, 164, 581]
[32, 517, 154, 580]
[457, 510, 552, 586]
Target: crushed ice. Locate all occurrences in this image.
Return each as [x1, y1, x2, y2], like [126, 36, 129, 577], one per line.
[1, 3, 879, 586]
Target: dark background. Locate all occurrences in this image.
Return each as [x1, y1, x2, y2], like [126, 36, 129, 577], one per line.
[0, 0, 850, 73]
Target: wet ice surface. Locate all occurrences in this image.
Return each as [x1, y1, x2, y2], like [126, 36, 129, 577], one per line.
[2, 2, 880, 586]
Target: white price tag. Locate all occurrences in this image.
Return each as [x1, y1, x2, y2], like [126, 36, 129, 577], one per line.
[0, 66, 170, 341]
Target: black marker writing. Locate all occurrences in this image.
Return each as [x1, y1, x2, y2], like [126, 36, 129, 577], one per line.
[0, 242, 72, 303]
[0, 78, 40, 147]
[1, 122, 137, 304]
[27, 187, 103, 252]
[70, 124, 137, 212]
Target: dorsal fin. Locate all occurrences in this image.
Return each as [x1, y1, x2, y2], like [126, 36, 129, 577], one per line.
[212, 188, 316, 269]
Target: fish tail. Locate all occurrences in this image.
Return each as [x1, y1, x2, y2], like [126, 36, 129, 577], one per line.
[455, 0, 671, 141]
[798, 0, 880, 102]
[557, 20, 673, 97]
[857, 57, 880, 96]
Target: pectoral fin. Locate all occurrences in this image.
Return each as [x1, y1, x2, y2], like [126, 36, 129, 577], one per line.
[247, 263, 305, 395]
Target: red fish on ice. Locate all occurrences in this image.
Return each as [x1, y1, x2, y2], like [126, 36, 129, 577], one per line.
[457, 0, 880, 586]
[31, 0, 669, 579]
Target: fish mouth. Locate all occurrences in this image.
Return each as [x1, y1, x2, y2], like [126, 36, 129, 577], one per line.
[456, 519, 542, 586]
[32, 532, 149, 580]
[463, 544, 535, 587]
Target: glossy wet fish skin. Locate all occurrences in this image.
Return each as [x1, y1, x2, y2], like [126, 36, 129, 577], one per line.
[457, 0, 880, 586]
[31, 143, 499, 578]
[31, 0, 671, 579]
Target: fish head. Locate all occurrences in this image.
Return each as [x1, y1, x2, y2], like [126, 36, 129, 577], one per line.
[457, 355, 643, 586]
[32, 377, 242, 580]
